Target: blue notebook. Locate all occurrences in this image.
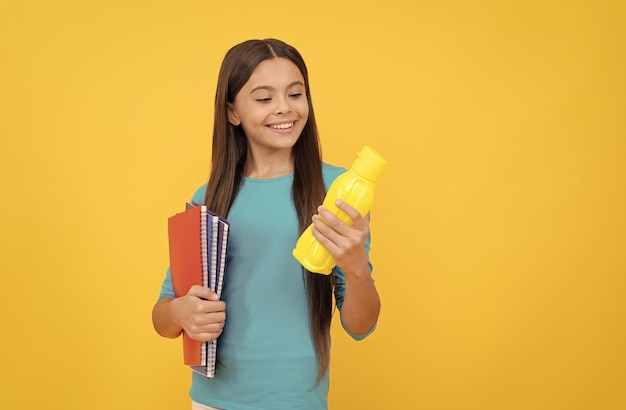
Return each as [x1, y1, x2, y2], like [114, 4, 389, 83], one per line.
[181, 202, 230, 378]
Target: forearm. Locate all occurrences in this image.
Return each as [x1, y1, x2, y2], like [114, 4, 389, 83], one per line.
[339, 262, 381, 336]
[152, 297, 183, 338]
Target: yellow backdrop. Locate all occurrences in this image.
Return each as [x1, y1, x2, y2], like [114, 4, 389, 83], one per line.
[1, 1, 624, 409]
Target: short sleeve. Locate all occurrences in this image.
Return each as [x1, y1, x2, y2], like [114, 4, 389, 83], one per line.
[158, 267, 175, 299]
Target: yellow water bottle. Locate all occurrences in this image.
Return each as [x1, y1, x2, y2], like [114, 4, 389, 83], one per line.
[292, 145, 388, 274]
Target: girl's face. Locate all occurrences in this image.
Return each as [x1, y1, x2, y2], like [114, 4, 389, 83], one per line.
[227, 57, 309, 155]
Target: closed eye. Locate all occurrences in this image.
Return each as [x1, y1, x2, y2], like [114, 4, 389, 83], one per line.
[256, 97, 272, 103]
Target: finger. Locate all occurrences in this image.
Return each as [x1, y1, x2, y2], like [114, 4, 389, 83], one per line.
[312, 207, 369, 255]
[188, 285, 219, 301]
[310, 221, 340, 254]
[186, 313, 226, 340]
[311, 214, 342, 243]
[334, 200, 370, 230]
[194, 312, 226, 328]
[334, 200, 361, 219]
[188, 328, 224, 342]
[200, 302, 227, 315]
[316, 206, 353, 235]
[190, 300, 226, 318]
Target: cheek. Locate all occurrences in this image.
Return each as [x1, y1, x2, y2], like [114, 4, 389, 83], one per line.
[298, 100, 310, 119]
[240, 105, 265, 125]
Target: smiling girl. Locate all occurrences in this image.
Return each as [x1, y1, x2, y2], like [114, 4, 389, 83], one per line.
[152, 39, 381, 410]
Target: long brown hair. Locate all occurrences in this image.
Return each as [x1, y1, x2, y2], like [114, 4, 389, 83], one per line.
[204, 39, 333, 382]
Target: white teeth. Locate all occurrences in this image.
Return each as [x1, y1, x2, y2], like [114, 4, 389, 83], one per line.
[269, 122, 294, 130]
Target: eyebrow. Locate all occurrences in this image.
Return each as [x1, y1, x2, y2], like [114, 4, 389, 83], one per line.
[249, 81, 305, 94]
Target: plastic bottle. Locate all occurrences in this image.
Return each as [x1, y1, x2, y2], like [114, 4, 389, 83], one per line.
[292, 145, 387, 274]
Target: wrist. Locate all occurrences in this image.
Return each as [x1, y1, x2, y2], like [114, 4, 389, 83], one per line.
[155, 297, 184, 338]
[342, 262, 373, 284]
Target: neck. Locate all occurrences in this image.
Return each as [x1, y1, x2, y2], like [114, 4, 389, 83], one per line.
[244, 147, 294, 179]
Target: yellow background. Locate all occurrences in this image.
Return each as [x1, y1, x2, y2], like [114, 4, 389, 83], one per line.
[1, 1, 624, 409]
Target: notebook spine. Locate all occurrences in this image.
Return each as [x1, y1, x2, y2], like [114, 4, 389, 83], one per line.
[200, 206, 208, 367]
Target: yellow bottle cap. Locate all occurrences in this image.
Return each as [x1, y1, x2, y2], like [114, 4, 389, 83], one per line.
[351, 145, 388, 182]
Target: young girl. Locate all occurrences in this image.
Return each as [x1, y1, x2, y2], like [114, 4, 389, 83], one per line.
[152, 38, 381, 410]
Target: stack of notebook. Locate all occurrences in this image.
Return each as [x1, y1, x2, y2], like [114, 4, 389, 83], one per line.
[167, 202, 230, 378]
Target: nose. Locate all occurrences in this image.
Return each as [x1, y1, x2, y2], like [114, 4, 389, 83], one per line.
[275, 96, 291, 115]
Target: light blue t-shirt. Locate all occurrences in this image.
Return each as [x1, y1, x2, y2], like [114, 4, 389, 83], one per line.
[159, 163, 375, 410]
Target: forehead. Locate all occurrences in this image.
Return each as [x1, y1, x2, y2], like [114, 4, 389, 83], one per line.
[244, 57, 305, 90]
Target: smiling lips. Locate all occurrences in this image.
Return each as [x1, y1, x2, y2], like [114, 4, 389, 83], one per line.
[268, 122, 294, 130]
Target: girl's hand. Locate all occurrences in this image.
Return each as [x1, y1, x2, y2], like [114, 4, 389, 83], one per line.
[170, 285, 226, 342]
[310, 200, 381, 336]
[310, 200, 370, 275]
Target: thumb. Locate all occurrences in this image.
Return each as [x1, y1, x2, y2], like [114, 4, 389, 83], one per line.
[188, 285, 219, 301]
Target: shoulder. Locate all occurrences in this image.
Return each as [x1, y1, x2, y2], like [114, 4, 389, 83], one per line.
[322, 162, 346, 188]
[190, 184, 207, 204]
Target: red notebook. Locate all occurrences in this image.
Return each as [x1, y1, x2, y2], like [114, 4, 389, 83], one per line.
[167, 205, 207, 366]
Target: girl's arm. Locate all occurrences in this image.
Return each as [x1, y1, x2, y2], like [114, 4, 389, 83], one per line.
[311, 200, 381, 335]
[152, 285, 227, 342]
